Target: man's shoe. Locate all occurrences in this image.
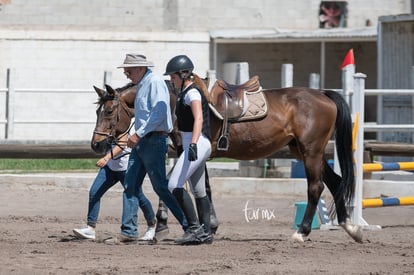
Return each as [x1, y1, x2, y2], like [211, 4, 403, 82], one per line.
[73, 226, 96, 240]
[139, 225, 156, 241]
[104, 234, 138, 245]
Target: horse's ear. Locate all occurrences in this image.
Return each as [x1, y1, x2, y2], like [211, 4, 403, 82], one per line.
[105, 84, 116, 96]
[93, 85, 105, 98]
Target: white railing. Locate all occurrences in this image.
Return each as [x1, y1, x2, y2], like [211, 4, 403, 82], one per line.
[1, 69, 112, 139]
[351, 73, 414, 228]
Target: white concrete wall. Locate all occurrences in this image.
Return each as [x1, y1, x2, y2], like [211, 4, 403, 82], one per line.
[0, 30, 210, 140]
[0, 0, 411, 30]
[0, 30, 210, 88]
[0, 0, 411, 140]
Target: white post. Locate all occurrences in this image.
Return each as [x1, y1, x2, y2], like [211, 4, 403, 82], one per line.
[351, 73, 370, 227]
[5, 68, 15, 139]
[103, 71, 112, 86]
[281, 64, 293, 88]
[309, 73, 320, 89]
[236, 63, 249, 84]
[342, 63, 355, 107]
[223, 62, 249, 85]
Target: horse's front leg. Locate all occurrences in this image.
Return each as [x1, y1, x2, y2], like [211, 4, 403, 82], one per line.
[292, 171, 324, 242]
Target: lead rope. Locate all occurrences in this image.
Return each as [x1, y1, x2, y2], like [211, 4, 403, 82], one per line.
[109, 120, 135, 160]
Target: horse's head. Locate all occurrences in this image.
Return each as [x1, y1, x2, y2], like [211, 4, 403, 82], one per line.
[91, 84, 135, 154]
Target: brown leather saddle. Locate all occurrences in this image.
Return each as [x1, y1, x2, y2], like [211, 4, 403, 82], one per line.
[210, 75, 261, 119]
[209, 76, 262, 150]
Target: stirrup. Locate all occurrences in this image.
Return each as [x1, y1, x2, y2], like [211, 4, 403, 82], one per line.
[217, 95, 229, 151]
[217, 135, 229, 151]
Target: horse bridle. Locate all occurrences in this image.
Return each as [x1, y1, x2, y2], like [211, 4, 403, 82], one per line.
[93, 93, 134, 159]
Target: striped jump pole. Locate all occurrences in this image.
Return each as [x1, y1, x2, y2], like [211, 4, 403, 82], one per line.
[362, 197, 414, 208]
[363, 162, 414, 172]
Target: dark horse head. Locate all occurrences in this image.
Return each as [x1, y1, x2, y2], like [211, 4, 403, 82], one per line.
[90, 81, 182, 155]
[91, 84, 135, 154]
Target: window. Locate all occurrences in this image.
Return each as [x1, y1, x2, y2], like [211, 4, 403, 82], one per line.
[319, 1, 347, 28]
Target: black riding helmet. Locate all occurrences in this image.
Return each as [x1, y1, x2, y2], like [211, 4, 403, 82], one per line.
[164, 55, 194, 79]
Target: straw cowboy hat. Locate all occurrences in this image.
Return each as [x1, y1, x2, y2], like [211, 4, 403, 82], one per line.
[117, 54, 154, 68]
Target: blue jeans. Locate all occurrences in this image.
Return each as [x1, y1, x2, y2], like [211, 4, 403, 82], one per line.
[121, 134, 187, 238]
[87, 165, 155, 228]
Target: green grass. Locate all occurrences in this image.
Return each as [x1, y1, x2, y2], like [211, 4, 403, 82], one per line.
[208, 157, 236, 162]
[0, 157, 237, 173]
[0, 159, 99, 173]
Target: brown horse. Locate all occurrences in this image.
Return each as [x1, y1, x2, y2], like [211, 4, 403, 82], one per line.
[91, 79, 363, 243]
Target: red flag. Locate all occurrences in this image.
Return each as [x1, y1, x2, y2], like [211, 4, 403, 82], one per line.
[341, 49, 355, 69]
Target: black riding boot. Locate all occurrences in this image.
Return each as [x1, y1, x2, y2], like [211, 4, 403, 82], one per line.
[172, 188, 205, 245]
[204, 167, 219, 234]
[155, 200, 169, 240]
[196, 196, 213, 244]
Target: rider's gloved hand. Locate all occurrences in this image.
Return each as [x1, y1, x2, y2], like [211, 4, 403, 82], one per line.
[188, 143, 198, 161]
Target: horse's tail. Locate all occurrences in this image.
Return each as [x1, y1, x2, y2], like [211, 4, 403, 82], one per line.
[324, 90, 355, 204]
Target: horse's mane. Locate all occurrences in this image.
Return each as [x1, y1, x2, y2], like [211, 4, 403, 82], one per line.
[116, 82, 136, 92]
[95, 82, 135, 105]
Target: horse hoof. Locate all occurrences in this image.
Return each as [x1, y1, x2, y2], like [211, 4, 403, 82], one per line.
[291, 231, 305, 242]
[341, 218, 363, 243]
[155, 228, 169, 241]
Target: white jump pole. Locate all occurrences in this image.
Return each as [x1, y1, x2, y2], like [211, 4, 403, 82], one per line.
[351, 73, 367, 226]
[351, 73, 381, 230]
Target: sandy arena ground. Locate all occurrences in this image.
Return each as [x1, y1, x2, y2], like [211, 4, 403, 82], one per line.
[0, 175, 413, 275]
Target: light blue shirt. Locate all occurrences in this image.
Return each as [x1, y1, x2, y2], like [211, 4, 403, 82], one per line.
[134, 69, 173, 137]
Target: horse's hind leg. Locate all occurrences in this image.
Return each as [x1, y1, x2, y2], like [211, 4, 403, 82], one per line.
[323, 162, 362, 242]
[291, 156, 325, 242]
[204, 166, 219, 234]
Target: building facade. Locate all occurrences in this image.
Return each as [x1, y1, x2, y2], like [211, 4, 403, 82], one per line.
[0, 0, 412, 140]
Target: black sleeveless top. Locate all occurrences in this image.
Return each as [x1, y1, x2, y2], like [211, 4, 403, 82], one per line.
[175, 84, 211, 141]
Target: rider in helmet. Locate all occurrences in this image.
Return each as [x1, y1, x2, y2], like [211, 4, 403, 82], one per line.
[164, 55, 213, 245]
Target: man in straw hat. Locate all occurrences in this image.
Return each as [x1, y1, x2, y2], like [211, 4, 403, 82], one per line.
[105, 54, 188, 244]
